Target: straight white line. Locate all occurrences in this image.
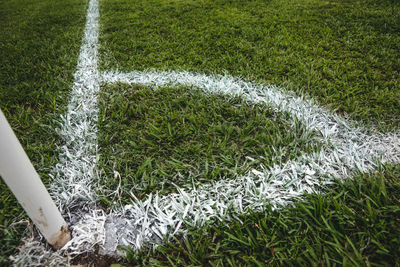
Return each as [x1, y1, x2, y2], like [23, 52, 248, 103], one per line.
[50, 0, 100, 209]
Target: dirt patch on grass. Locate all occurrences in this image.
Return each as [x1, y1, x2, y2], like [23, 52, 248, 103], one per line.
[71, 250, 132, 267]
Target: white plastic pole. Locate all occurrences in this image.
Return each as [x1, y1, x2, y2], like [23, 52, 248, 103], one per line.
[0, 109, 70, 249]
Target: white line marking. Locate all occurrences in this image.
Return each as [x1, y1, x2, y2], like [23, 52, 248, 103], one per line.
[50, 0, 100, 208]
[12, 0, 400, 264]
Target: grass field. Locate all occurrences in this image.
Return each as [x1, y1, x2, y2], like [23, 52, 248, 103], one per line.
[1, 0, 399, 265]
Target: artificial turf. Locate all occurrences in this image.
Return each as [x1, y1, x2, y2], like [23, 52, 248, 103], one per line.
[0, 0, 87, 264]
[99, 0, 400, 129]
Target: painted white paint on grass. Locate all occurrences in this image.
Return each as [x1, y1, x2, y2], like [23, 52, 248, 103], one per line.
[11, 0, 400, 264]
[49, 0, 100, 208]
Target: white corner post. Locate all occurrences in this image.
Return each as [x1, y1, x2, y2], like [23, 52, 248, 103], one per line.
[0, 109, 71, 249]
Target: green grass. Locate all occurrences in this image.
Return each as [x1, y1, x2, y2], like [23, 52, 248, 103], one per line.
[123, 164, 400, 266]
[97, 83, 321, 204]
[0, 0, 87, 264]
[0, 0, 399, 264]
[99, 0, 400, 129]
